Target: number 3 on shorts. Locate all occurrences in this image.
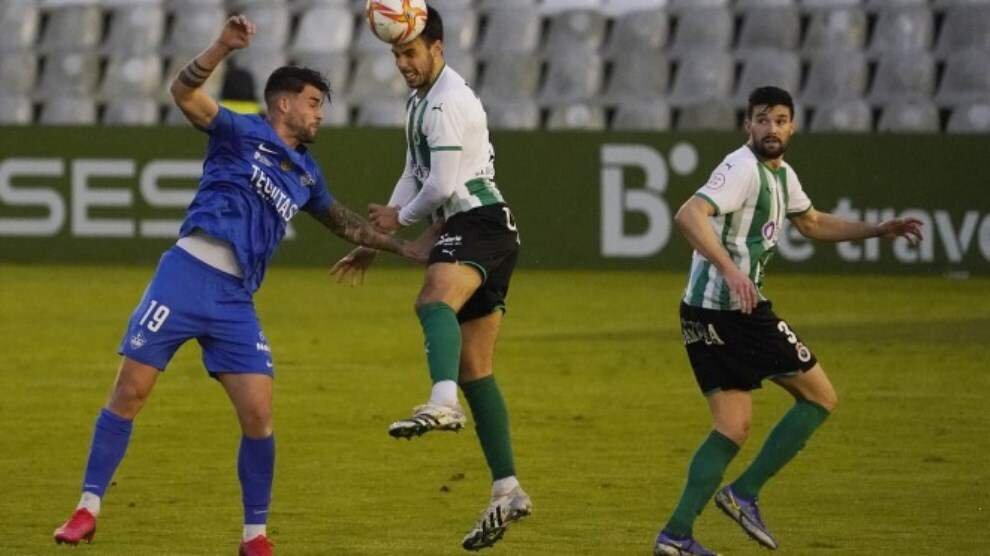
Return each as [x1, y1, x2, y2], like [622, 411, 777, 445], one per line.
[502, 206, 517, 232]
[138, 299, 171, 333]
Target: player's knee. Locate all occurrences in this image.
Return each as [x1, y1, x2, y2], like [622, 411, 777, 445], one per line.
[108, 381, 151, 417]
[715, 420, 750, 446]
[813, 388, 838, 413]
[238, 407, 273, 438]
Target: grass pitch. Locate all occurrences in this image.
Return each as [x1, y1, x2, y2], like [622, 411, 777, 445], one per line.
[1, 264, 988, 555]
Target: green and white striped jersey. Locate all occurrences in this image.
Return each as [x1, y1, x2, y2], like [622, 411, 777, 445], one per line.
[683, 145, 813, 311]
[390, 65, 504, 223]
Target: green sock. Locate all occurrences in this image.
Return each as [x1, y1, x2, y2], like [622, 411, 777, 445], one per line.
[416, 302, 461, 384]
[732, 400, 831, 500]
[461, 376, 515, 481]
[664, 430, 740, 538]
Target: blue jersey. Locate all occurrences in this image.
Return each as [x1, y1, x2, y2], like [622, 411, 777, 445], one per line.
[179, 107, 334, 292]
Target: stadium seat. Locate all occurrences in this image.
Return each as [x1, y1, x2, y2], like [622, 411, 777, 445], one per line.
[478, 54, 542, 102]
[603, 7, 668, 58]
[737, 0, 797, 7]
[37, 52, 100, 99]
[0, 0, 40, 53]
[100, 55, 163, 101]
[477, 6, 543, 57]
[355, 98, 406, 128]
[604, 0, 669, 16]
[542, 0, 606, 13]
[164, 5, 226, 57]
[677, 101, 738, 131]
[868, 6, 933, 57]
[934, 49, 990, 107]
[38, 3, 103, 53]
[934, 5, 990, 57]
[667, 0, 729, 11]
[733, 49, 801, 105]
[546, 102, 607, 131]
[290, 6, 354, 55]
[430, 0, 476, 10]
[237, 3, 291, 51]
[440, 7, 481, 55]
[0, 95, 33, 125]
[809, 99, 873, 132]
[544, 9, 609, 57]
[444, 49, 478, 85]
[868, 52, 935, 104]
[103, 2, 166, 55]
[349, 51, 410, 101]
[668, 51, 734, 107]
[483, 99, 541, 130]
[946, 102, 990, 133]
[801, 51, 868, 106]
[103, 98, 160, 126]
[802, 7, 868, 55]
[40, 96, 97, 125]
[603, 52, 669, 103]
[876, 99, 940, 132]
[668, 7, 733, 56]
[540, 48, 603, 103]
[291, 52, 351, 95]
[801, 0, 863, 7]
[735, 6, 801, 54]
[231, 50, 289, 102]
[612, 100, 672, 131]
[0, 51, 38, 96]
[320, 97, 351, 127]
[480, 0, 539, 9]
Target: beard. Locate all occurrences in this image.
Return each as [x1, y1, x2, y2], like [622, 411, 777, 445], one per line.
[751, 135, 788, 159]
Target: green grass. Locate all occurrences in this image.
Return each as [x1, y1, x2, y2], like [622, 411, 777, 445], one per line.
[1, 264, 988, 555]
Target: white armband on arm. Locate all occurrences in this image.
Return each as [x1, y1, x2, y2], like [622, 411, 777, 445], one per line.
[397, 149, 461, 226]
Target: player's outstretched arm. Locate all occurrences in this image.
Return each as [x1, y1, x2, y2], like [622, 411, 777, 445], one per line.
[790, 208, 924, 245]
[169, 15, 256, 129]
[315, 204, 431, 263]
[675, 196, 759, 313]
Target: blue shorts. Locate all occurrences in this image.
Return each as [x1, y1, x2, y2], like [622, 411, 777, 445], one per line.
[118, 247, 274, 376]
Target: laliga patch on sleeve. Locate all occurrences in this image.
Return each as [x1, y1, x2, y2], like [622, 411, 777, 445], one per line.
[705, 172, 726, 190]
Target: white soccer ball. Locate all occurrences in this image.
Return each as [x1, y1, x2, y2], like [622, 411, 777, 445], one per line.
[366, 0, 428, 45]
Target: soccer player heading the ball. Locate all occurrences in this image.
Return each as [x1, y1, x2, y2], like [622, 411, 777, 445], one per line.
[653, 86, 924, 556]
[331, 6, 530, 551]
[52, 15, 431, 556]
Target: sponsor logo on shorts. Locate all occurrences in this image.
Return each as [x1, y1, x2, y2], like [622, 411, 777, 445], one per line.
[435, 233, 463, 248]
[256, 331, 271, 353]
[441, 248, 456, 257]
[681, 319, 725, 346]
[129, 330, 147, 350]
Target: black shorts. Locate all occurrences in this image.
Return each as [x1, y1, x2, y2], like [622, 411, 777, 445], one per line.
[429, 203, 520, 323]
[680, 301, 818, 394]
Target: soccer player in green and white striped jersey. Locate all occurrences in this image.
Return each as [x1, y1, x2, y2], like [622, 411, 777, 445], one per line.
[654, 87, 924, 556]
[331, 6, 529, 551]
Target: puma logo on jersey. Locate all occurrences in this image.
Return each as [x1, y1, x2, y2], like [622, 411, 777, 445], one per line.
[432, 103, 444, 112]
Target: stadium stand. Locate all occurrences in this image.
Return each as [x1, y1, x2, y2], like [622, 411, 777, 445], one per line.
[0, 0, 984, 132]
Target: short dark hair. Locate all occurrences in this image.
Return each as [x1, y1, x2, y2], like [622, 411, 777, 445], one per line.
[420, 6, 444, 45]
[747, 86, 794, 119]
[263, 66, 331, 107]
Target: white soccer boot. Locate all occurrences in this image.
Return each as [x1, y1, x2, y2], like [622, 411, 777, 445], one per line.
[461, 486, 532, 551]
[388, 402, 466, 439]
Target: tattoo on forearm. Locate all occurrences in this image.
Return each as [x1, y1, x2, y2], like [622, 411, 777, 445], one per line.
[321, 205, 404, 253]
[177, 58, 212, 89]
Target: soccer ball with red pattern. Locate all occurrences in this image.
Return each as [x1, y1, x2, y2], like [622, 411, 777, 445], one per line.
[366, 0, 428, 44]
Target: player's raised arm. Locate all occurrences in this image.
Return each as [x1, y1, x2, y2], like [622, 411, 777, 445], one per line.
[169, 15, 256, 129]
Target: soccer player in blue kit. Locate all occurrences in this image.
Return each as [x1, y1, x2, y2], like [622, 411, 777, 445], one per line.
[52, 15, 428, 556]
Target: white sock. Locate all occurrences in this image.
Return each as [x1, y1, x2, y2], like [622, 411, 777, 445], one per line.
[429, 380, 459, 408]
[492, 476, 520, 498]
[76, 492, 101, 516]
[243, 524, 266, 541]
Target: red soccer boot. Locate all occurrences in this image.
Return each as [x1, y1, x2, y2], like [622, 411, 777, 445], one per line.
[53, 508, 96, 545]
[239, 534, 274, 556]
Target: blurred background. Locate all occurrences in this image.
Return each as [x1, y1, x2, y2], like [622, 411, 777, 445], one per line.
[1, 0, 989, 132]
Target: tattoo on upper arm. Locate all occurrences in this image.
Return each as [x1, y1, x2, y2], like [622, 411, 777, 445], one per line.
[320, 204, 402, 253]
